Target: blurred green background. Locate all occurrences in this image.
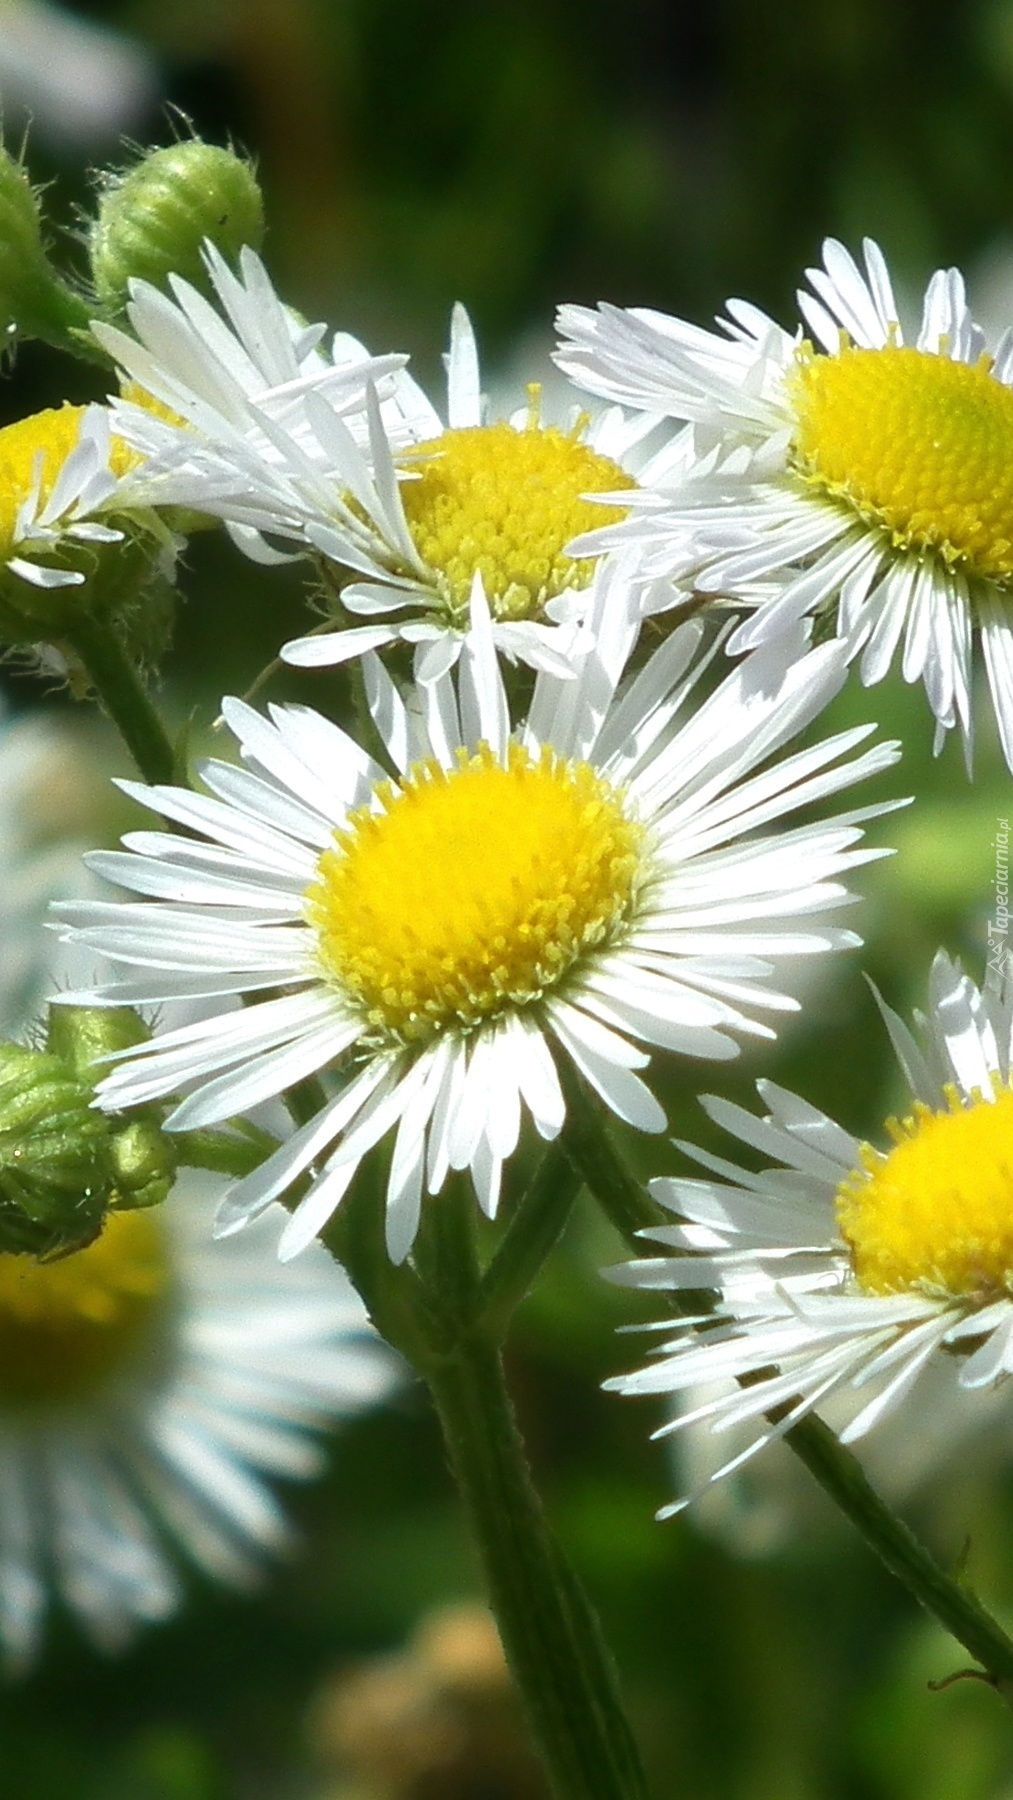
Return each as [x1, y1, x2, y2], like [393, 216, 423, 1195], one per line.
[3, 2, 1013, 1796]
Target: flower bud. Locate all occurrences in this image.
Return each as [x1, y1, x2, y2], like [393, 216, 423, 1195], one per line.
[0, 1044, 113, 1258]
[46, 1004, 177, 1212]
[108, 1118, 177, 1210]
[47, 1001, 151, 1080]
[89, 140, 265, 319]
[0, 142, 90, 347]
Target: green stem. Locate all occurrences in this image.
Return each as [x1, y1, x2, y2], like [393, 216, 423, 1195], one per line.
[556, 1066, 661, 1242]
[23, 277, 106, 362]
[416, 1178, 650, 1800]
[427, 1343, 651, 1800]
[61, 611, 177, 785]
[479, 1142, 584, 1341]
[412, 1172, 481, 1335]
[333, 1176, 651, 1799]
[320, 1157, 437, 1368]
[558, 1070, 1013, 1695]
[782, 1412, 1013, 1691]
[282, 1072, 333, 1130]
[174, 1124, 279, 1179]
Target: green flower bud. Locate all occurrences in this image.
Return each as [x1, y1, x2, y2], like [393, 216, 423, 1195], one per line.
[89, 140, 265, 319]
[0, 1044, 113, 1258]
[46, 1002, 151, 1082]
[0, 142, 90, 345]
[47, 1004, 177, 1212]
[108, 1118, 177, 1211]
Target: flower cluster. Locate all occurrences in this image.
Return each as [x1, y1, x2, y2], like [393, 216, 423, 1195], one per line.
[3, 123, 1011, 1623]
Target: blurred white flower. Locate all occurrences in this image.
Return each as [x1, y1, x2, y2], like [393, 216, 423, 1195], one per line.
[0, 1, 157, 150]
[0, 1170, 399, 1668]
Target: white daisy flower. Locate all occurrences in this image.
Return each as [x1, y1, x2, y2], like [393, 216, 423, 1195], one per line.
[94, 244, 410, 530]
[609, 949, 1013, 1517]
[0, 1169, 398, 1668]
[556, 239, 1013, 769]
[57, 574, 899, 1264]
[103, 277, 676, 681]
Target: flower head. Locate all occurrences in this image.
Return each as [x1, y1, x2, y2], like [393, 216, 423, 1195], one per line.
[58, 576, 899, 1263]
[0, 1171, 397, 1667]
[610, 950, 1013, 1516]
[556, 240, 1013, 769]
[104, 280, 669, 680]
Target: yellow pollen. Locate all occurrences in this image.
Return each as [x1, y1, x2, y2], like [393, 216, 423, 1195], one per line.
[306, 741, 645, 1042]
[0, 1210, 170, 1407]
[836, 1082, 1013, 1298]
[398, 421, 634, 622]
[789, 344, 1013, 582]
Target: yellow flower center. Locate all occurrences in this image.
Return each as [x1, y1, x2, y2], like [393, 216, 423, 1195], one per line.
[836, 1083, 1013, 1298]
[398, 418, 634, 622]
[306, 742, 645, 1042]
[0, 1210, 170, 1407]
[0, 403, 138, 559]
[789, 345, 1013, 582]
[0, 406, 83, 556]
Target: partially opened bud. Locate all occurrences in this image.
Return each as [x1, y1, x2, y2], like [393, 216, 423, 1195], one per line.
[89, 140, 265, 318]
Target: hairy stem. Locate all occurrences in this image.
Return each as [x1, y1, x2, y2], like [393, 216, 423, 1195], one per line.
[61, 611, 176, 785]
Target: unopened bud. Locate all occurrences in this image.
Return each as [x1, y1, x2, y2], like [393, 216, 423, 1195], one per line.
[0, 142, 89, 346]
[47, 1004, 176, 1212]
[109, 1118, 177, 1211]
[47, 1001, 151, 1080]
[0, 1044, 112, 1258]
[89, 140, 265, 319]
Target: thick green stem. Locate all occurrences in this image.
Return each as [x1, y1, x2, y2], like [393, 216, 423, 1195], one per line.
[426, 1330, 651, 1800]
[61, 611, 177, 785]
[22, 280, 106, 361]
[558, 1070, 1013, 1695]
[556, 1068, 661, 1243]
[357, 1178, 654, 1799]
[320, 1158, 438, 1368]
